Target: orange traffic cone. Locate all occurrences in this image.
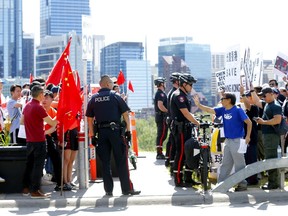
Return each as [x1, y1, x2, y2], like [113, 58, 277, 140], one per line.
[129, 111, 139, 156]
[89, 143, 97, 181]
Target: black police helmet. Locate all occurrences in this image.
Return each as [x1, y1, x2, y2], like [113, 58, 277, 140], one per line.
[154, 77, 166, 86]
[179, 74, 197, 86]
[169, 72, 182, 82]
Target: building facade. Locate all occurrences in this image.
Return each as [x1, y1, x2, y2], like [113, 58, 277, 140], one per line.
[40, 0, 90, 38]
[100, 42, 153, 111]
[158, 37, 212, 105]
[22, 33, 34, 78]
[36, 32, 82, 80]
[0, 0, 23, 78]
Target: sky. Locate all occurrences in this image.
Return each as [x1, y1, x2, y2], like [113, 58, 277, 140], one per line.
[23, 0, 288, 65]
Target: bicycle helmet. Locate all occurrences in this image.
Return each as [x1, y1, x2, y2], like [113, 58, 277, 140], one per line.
[179, 73, 197, 86]
[169, 72, 182, 82]
[154, 77, 166, 86]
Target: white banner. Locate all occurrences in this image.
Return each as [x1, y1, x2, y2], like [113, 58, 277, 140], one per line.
[215, 70, 225, 92]
[225, 44, 241, 99]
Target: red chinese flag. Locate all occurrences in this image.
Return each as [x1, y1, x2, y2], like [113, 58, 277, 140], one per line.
[56, 60, 82, 134]
[29, 73, 34, 83]
[128, 80, 134, 92]
[117, 70, 125, 85]
[46, 37, 72, 86]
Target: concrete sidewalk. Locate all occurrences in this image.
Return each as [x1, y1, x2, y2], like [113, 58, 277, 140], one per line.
[0, 152, 288, 208]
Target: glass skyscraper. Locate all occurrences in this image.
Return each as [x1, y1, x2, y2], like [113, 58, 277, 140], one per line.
[0, 0, 23, 78]
[158, 37, 212, 105]
[100, 42, 153, 111]
[40, 0, 90, 38]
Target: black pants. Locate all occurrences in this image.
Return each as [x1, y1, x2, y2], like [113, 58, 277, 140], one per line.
[22, 141, 47, 192]
[46, 133, 62, 186]
[97, 127, 134, 194]
[173, 124, 193, 184]
[155, 116, 168, 154]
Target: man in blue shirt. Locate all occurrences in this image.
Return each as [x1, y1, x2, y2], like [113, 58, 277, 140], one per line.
[193, 92, 252, 191]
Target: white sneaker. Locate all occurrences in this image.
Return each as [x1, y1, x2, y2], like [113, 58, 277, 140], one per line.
[0, 177, 5, 183]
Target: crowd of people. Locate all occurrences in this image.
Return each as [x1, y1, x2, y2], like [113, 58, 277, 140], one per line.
[153, 74, 288, 191]
[0, 78, 80, 198]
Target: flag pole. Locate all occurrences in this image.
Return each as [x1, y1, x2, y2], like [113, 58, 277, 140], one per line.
[60, 124, 64, 196]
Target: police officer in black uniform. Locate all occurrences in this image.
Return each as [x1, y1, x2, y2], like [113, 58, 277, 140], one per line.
[170, 73, 200, 187]
[154, 77, 168, 159]
[165, 72, 182, 171]
[85, 75, 140, 196]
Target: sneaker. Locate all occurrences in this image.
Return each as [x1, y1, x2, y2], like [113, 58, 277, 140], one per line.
[54, 185, 61, 191]
[22, 187, 30, 196]
[122, 189, 141, 195]
[0, 176, 5, 183]
[42, 173, 53, 181]
[261, 184, 279, 190]
[30, 190, 50, 199]
[105, 192, 113, 196]
[63, 183, 72, 191]
[156, 154, 166, 160]
[234, 186, 247, 192]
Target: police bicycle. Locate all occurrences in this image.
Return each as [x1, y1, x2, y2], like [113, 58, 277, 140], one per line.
[197, 116, 223, 192]
[197, 115, 213, 192]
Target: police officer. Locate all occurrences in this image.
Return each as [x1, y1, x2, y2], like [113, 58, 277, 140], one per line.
[85, 75, 140, 196]
[154, 77, 168, 159]
[170, 73, 200, 187]
[165, 72, 182, 171]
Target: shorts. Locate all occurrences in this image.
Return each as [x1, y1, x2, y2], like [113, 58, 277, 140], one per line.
[64, 128, 79, 151]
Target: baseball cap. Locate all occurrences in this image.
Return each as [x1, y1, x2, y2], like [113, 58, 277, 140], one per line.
[51, 86, 61, 94]
[257, 87, 273, 96]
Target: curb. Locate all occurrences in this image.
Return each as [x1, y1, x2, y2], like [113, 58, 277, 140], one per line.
[1, 190, 288, 208]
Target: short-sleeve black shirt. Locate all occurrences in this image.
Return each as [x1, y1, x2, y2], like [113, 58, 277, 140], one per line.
[170, 89, 190, 122]
[85, 88, 129, 123]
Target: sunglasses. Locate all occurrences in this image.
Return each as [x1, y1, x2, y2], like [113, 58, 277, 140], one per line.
[220, 97, 228, 101]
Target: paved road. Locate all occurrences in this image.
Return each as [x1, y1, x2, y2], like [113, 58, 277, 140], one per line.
[0, 152, 287, 208]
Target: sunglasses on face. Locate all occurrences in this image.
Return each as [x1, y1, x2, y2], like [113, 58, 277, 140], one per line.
[220, 97, 228, 101]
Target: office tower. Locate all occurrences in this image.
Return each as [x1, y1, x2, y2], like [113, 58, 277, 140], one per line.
[158, 36, 212, 105]
[36, 31, 82, 79]
[0, 0, 23, 78]
[100, 42, 153, 111]
[40, 0, 90, 38]
[22, 33, 35, 78]
[92, 35, 105, 84]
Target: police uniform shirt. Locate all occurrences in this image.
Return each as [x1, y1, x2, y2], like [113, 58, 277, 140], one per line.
[154, 89, 167, 113]
[86, 88, 129, 123]
[170, 88, 191, 122]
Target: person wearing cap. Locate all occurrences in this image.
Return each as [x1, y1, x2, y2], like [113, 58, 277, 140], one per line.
[240, 86, 259, 185]
[165, 72, 181, 171]
[251, 87, 282, 190]
[153, 77, 169, 160]
[21, 85, 58, 198]
[269, 79, 285, 104]
[193, 92, 252, 192]
[170, 74, 200, 187]
[7, 84, 26, 145]
[0, 79, 6, 133]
